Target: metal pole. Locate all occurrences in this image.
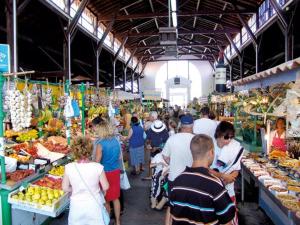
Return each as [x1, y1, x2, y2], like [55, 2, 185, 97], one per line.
[113, 60, 116, 90]
[255, 44, 259, 73]
[131, 70, 134, 93]
[13, 0, 17, 73]
[96, 49, 100, 88]
[67, 33, 71, 84]
[0, 72, 12, 225]
[79, 83, 86, 135]
[239, 57, 244, 79]
[123, 67, 127, 91]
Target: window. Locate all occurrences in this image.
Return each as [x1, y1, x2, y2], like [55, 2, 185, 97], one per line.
[234, 34, 240, 48]
[241, 27, 248, 43]
[104, 33, 113, 48]
[114, 40, 121, 52]
[51, 0, 65, 10]
[248, 14, 257, 33]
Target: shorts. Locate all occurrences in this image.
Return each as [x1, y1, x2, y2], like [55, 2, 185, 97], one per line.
[105, 169, 120, 201]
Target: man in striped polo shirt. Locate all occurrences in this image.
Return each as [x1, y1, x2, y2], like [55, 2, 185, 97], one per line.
[169, 134, 235, 225]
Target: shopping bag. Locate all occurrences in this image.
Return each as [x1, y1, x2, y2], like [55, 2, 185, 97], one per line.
[101, 204, 110, 225]
[71, 99, 80, 117]
[120, 171, 131, 190]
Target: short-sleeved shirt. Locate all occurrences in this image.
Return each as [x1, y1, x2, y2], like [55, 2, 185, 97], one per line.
[146, 128, 169, 148]
[212, 139, 243, 197]
[170, 167, 236, 225]
[193, 118, 218, 138]
[97, 137, 121, 172]
[162, 133, 194, 181]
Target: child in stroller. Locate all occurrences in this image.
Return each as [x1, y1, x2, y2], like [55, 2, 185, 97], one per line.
[150, 152, 169, 210]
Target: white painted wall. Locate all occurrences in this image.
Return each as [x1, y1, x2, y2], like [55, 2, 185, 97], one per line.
[140, 60, 214, 99]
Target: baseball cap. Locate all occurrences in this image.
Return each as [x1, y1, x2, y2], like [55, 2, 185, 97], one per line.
[180, 115, 194, 125]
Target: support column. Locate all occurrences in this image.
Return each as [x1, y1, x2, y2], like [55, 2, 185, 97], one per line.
[239, 57, 244, 79]
[63, 33, 71, 82]
[123, 66, 126, 91]
[96, 49, 100, 88]
[137, 76, 140, 93]
[12, 0, 17, 73]
[284, 28, 293, 61]
[255, 44, 260, 73]
[131, 70, 134, 93]
[113, 60, 116, 90]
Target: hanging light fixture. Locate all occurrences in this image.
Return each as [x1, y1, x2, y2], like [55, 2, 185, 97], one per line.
[171, 0, 177, 27]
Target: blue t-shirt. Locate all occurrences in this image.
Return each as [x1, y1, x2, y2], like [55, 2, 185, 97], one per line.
[96, 137, 121, 172]
[129, 125, 145, 148]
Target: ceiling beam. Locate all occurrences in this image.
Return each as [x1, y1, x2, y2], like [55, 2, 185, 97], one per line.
[98, 9, 255, 21]
[125, 28, 239, 38]
[138, 52, 215, 57]
[134, 43, 221, 50]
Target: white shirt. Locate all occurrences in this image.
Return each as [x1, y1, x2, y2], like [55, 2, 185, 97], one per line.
[151, 153, 168, 175]
[211, 139, 243, 197]
[270, 130, 286, 143]
[162, 133, 194, 181]
[65, 162, 106, 225]
[193, 118, 218, 138]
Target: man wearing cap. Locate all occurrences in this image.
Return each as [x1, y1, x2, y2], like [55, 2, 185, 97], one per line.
[162, 114, 195, 225]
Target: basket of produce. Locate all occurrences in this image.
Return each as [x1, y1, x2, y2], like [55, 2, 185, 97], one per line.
[8, 185, 69, 216]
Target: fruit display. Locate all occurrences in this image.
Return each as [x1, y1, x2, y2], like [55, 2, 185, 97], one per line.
[16, 130, 38, 142]
[11, 143, 38, 158]
[12, 143, 29, 152]
[10, 185, 65, 207]
[5, 130, 20, 138]
[42, 142, 69, 154]
[47, 136, 67, 146]
[38, 109, 53, 124]
[7, 169, 34, 182]
[48, 166, 64, 177]
[88, 106, 108, 119]
[43, 118, 64, 133]
[34, 175, 62, 189]
[8, 154, 31, 163]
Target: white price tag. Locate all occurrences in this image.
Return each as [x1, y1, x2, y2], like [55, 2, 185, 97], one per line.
[66, 130, 71, 138]
[0, 137, 4, 153]
[29, 164, 36, 171]
[19, 186, 26, 192]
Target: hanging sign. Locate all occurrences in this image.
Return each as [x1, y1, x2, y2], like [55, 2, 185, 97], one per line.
[215, 67, 226, 85]
[0, 44, 10, 73]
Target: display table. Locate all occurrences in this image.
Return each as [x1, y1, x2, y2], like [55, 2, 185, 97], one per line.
[241, 163, 300, 225]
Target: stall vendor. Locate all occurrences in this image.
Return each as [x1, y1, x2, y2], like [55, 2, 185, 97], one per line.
[270, 117, 287, 152]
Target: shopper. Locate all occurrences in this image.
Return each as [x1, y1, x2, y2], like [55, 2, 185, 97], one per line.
[143, 119, 169, 180]
[162, 114, 194, 225]
[270, 117, 287, 152]
[193, 106, 218, 138]
[62, 136, 110, 225]
[210, 121, 243, 225]
[144, 111, 158, 131]
[169, 134, 236, 225]
[94, 121, 121, 225]
[122, 116, 145, 175]
[168, 120, 177, 136]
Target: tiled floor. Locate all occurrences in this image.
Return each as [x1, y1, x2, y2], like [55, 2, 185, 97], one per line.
[50, 172, 274, 225]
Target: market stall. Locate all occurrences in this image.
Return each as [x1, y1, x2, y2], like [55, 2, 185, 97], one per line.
[233, 58, 300, 225]
[0, 72, 116, 225]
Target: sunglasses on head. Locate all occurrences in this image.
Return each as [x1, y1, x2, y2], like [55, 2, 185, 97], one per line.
[224, 135, 234, 140]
